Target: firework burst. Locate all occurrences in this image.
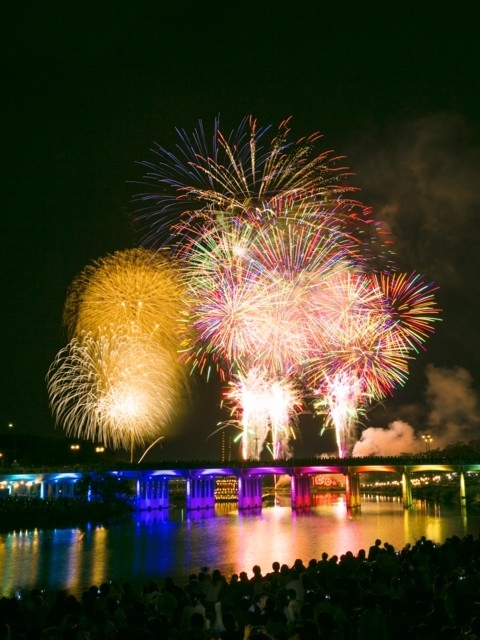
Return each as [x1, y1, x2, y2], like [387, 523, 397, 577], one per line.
[178, 218, 278, 378]
[63, 247, 190, 351]
[46, 330, 183, 454]
[373, 271, 442, 351]
[132, 116, 371, 244]
[48, 247, 192, 456]
[222, 368, 303, 460]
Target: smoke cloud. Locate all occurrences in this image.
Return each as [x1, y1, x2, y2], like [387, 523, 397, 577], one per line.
[352, 364, 480, 456]
[341, 113, 480, 457]
[347, 113, 480, 288]
[353, 420, 422, 456]
[425, 364, 480, 446]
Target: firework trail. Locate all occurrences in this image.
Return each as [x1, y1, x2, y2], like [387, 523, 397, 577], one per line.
[313, 371, 365, 459]
[48, 248, 191, 457]
[222, 368, 302, 459]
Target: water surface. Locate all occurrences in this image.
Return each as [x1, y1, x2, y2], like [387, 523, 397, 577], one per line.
[1, 493, 478, 600]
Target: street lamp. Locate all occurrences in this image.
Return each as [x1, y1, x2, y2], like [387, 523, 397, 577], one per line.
[6, 422, 17, 460]
[70, 444, 80, 463]
[422, 434, 433, 452]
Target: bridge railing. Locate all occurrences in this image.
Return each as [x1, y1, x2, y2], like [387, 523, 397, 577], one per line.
[4, 454, 480, 476]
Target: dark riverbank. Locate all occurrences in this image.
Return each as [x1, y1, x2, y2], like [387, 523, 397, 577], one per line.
[363, 484, 480, 506]
[412, 484, 480, 505]
[0, 496, 135, 532]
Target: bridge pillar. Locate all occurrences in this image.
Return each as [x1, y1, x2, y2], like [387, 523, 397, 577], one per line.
[43, 481, 61, 499]
[45, 481, 55, 499]
[460, 469, 467, 506]
[62, 481, 76, 498]
[345, 472, 361, 508]
[402, 470, 413, 508]
[187, 477, 216, 510]
[291, 475, 311, 509]
[40, 480, 77, 499]
[238, 476, 263, 510]
[137, 478, 170, 510]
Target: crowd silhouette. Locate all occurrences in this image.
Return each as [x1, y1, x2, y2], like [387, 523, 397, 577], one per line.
[2, 534, 480, 639]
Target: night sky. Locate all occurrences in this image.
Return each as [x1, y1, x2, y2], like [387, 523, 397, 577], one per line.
[3, 3, 480, 461]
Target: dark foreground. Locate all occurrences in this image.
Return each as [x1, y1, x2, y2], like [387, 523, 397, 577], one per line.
[1, 530, 480, 639]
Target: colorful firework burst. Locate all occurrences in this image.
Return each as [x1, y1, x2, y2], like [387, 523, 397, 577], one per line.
[306, 269, 412, 456]
[373, 271, 442, 351]
[222, 367, 303, 460]
[178, 217, 278, 378]
[133, 116, 355, 232]
[132, 116, 395, 270]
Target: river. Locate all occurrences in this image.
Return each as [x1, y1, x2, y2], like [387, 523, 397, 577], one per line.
[1, 492, 480, 600]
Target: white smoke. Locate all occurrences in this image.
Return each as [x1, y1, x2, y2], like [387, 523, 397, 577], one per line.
[352, 364, 480, 456]
[352, 420, 423, 456]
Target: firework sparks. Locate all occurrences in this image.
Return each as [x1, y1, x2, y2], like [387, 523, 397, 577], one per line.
[373, 271, 442, 351]
[46, 330, 182, 453]
[306, 270, 412, 456]
[48, 247, 191, 456]
[223, 368, 302, 460]
[132, 116, 369, 244]
[313, 371, 366, 459]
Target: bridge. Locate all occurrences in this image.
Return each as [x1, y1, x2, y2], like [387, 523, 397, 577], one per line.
[1, 456, 479, 511]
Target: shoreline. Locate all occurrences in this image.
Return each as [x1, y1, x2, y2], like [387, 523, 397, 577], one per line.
[1, 486, 480, 534]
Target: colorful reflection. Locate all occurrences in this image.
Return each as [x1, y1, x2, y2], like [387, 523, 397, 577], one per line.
[1, 498, 479, 600]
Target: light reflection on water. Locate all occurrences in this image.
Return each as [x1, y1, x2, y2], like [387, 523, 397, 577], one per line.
[0, 493, 479, 600]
